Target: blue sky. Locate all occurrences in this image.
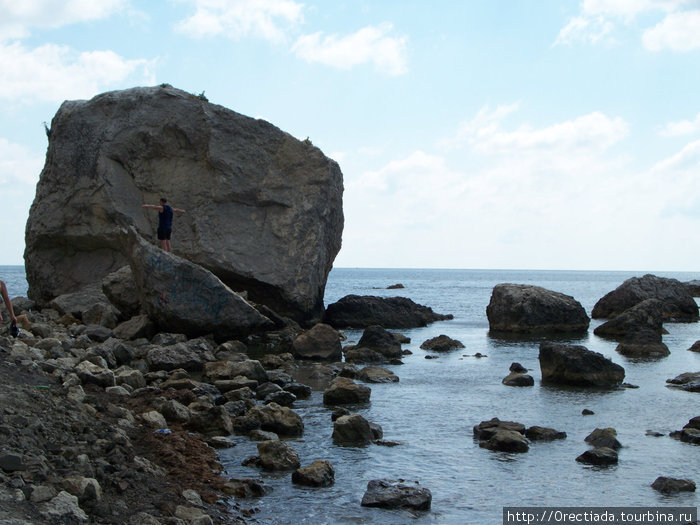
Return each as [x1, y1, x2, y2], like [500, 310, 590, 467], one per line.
[1, 0, 699, 271]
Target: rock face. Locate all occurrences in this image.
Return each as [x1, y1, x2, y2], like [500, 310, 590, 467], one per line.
[124, 229, 273, 340]
[592, 274, 698, 321]
[324, 295, 452, 329]
[25, 85, 343, 323]
[539, 342, 625, 387]
[486, 284, 589, 333]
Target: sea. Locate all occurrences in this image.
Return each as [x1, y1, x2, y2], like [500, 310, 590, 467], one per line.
[3, 266, 699, 523]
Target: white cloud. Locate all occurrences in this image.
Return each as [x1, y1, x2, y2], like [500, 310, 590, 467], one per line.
[0, 0, 128, 40]
[0, 137, 43, 185]
[555, 0, 699, 50]
[659, 112, 700, 136]
[643, 10, 700, 50]
[292, 23, 408, 75]
[175, 0, 304, 43]
[0, 41, 155, 103]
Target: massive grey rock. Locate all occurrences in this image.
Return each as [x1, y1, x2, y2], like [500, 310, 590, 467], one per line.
[539, 342, 625, 387]
[292, 323, 342, 360]
[486, 284, 589, 333]
[361, 479, 432, 511]
[25, 84, 343, 323]
[124, 229, 273, 340]
[592, 274, 698, 321]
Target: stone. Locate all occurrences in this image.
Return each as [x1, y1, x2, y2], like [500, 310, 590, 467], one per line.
[75, 360, 116, 388]
[615, 329, 669, 358]
[525, 426, 567, 441]
[502, 372, 534, 387]
[666, 372, 700, 392]
[174, 506, 214, 525]
[62, 476, 102, 502]
[324, 295, 452, 329]
[332, 414, 373, 446]
[123, 229, 274, 340]
[478, 429, 530, 453]
[680, 428, 700, 444]
[539, 342, 625, 387]
[651, 477, 696, 493]
[473, 418, 526, 440]
[592, 274, 698, 321]
[146, 342, 207, 372]
[688, 341, 700, 352]
[576, 447, 618, 465]
[0, 452, 26, 472]
[257, 440, 301, 471]
[140, 411, 168, 429]
[41, 491, 89, 523]
[102, 265, 141, 318]
[420, 335, 465, 352]
[323, 377, 371, 405]
[292, 323, 342, 360]
[361, 479, 432, 510]
[486, 284, 589, 333]
[49, 283, 120, 327]
[343, 325, 404, 364]
[25, 85, 343, 324]
[247, 402, 304, 437]
[584, 428, 621, 450]
[292, 460, 335, 487]
[685, 280, 700, 296]
[510, 362, 527, 373]
[593, 298, 665, 338]
[358, 366, 399, 383]
[264, 390, 296, 407]
[113, 315, 156, 340]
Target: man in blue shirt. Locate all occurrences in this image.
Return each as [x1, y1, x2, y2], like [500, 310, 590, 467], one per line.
[142, 198, 186, 252]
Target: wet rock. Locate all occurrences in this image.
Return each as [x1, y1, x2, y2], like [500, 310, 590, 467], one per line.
[223, 478, 269, 498]
[345, 325, 404, 364]
[292, 460, 335, 487]
[576, 447, 618, 465]
[585, 428, 621, 450]
[473, 418, 526, 440]
[292, 323, 342, 360]
[358, 366, 399, 383]
[256, 382, 282, 400]
[525, 426, 567, 441]
[592, 274, 698, 321]
[510, 362, 527, 373]
[539, 342, 625, 387]
[593, 298, 665, 338]
[666, 372, 700, 392]
[247, 402, 304, 437]
[324, 295, 452, 329]
[257, 440, 300, 471]
[502, 372, 534, 387]
[582, 409, 595, 415]
[361, 479, 432, 510]
[332, 414, 373, 446]
[615, 329, 669, 358]
[651, 477, 696, 493]
[264, 390, 296, 407]
[479, 430, 530, 453]
[323, 377, 371, 405]
[486, 284, 589, 333]
[285, 383, 312, 399]
[420, 335, 464, 352]
[0, 452, 26, 472]
[680, 428, 700, 444]
[688, 341, 700, 353]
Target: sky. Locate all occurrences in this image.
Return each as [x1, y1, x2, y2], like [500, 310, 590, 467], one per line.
[1, 0, 699, 271]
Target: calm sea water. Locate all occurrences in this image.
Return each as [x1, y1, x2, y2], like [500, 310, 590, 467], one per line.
[4, 266, 699, 523]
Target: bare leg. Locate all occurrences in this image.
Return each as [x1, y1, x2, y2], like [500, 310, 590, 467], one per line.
[160, 239, 168, 251]
[0, 280, 16, 323]
[164, 240, 172, 252]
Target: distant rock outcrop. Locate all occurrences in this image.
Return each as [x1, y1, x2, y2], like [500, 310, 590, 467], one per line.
[25, 85, 343, 324]
[592, 274, 698, 321]
[486, 284, 590, 333]
[324, 295, 453, 329]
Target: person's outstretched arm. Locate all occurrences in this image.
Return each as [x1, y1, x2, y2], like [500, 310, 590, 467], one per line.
[173, 207, 186, 214]
[142, 204, 164, 211]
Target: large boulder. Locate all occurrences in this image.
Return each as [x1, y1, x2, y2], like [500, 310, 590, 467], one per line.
[123, 229, 273, 340]
[25, 85, 343, 323]
[486, 284, 589, 333]
[539, 342, 625, 387]
[592, 274, 698, 321]
[324, 295, 452, 329]
[593, 298, 665, 339]
[361, 479, 432, 511]
[292, 323, 342, 360]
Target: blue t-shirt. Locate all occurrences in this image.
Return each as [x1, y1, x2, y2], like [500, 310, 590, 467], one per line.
[158, 204, 173, 230]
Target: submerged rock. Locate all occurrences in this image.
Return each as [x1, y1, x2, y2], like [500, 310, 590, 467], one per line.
[332, 414, 373, 446]
[420, 335, 465, 352]
[292, 323, 342, 361]
[593, 298, 665, 338]
[361, 479, 432, 510]
[592, 274, 698, 321]
[539, 342, 625, 387]
[292, 460, 335, 487]
[576, 447, 618, 466]
[651, 477, 696, 493]
[666, 372, 700, 393]
[486, 284, 589, 333]
[615, 329, 669, 358]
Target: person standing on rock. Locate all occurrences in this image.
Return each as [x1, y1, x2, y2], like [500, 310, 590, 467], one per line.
[0, 280, 18, 336]
[142, 198, 185, 253]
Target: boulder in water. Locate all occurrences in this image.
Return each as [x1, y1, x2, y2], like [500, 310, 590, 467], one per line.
[539, 342, 625, 387]
[361, 479, 432, 510]
[486, 284, 589, 334]
[324, 295, 452, 329]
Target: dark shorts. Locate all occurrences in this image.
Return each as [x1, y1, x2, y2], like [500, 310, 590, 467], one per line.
[157, 228, 172, 240]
